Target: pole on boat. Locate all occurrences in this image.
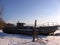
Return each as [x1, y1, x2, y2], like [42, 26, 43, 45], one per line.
[32, 20, 37, 42]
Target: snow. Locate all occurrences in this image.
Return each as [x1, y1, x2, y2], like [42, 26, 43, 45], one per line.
[54, 30, 60, 34]
[0, 30, 60, 45]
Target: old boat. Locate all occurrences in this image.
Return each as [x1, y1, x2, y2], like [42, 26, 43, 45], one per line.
[2, 22, 59, 35]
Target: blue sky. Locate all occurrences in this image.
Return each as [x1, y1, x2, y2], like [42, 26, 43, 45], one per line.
[0, 0, 60, 26]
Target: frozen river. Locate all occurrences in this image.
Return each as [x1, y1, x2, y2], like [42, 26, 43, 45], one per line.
[0, 30, 60, 45]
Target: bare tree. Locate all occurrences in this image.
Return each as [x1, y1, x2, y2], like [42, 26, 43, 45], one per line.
[0, 6, 4, 22]
[0, 4, 5, 29]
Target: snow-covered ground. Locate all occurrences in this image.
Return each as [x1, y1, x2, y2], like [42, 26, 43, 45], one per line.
[0, 30, 60, 45]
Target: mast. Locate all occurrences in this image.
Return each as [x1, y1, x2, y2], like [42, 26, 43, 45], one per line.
[32, 20, 37, 42]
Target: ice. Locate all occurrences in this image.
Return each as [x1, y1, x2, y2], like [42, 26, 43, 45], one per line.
[0, 30, 60, 45]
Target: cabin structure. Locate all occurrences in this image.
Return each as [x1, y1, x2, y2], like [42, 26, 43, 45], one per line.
[16, 22, 25, 29]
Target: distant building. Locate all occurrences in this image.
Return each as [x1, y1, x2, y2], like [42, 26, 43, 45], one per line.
[5, 23, 15, 27]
